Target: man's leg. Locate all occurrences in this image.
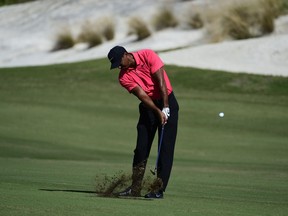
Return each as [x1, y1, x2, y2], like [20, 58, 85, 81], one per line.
[131, 103, 158, 195]
[157, 93, 179, 191]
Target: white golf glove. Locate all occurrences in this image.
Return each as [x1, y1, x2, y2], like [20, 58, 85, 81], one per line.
[162, 107, 170, 121]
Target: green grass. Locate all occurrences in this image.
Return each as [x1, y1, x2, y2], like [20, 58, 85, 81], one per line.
[0, 59, 288, 216]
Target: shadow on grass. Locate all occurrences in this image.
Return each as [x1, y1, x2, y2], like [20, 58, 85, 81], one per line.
[39, 189, 153, 201]
[39, 188, 96, 194]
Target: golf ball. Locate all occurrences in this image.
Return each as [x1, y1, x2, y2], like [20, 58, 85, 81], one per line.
[219, 112, 224, 118]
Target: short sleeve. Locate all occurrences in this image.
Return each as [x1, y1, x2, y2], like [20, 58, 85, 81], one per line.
[119, 72, 138, 93]
[145, 50, 164, 74]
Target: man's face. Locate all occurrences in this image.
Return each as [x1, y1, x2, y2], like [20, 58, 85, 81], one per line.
[119, 53, 129, 70]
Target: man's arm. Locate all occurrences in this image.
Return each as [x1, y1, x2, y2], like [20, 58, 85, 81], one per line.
[131, 86, 166, 125]
[152, 67, 170, 121]
[152, 67, 169, 108]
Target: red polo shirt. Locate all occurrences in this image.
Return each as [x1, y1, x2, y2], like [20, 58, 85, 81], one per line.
[119, 49, 173, 100]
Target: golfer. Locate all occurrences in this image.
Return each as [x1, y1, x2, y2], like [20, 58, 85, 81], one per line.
[107, 46, 179, 199]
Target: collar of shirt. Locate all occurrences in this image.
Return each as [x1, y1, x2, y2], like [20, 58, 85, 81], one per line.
[121, 52, 141, 72]
[132, 52, 140, 67]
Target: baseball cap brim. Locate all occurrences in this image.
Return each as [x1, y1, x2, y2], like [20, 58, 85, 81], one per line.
[110, 59, 121, 69]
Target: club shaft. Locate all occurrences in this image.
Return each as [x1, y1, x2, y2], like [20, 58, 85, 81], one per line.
[154, 125, 164, 172]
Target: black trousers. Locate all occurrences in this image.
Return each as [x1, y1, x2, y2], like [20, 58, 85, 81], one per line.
[133, 92, 179, 191]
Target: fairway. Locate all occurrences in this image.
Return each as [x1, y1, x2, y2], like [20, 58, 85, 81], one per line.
[0, 59, 288, 216]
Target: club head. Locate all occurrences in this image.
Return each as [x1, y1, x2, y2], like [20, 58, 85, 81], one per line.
[150, 169, 156, 175]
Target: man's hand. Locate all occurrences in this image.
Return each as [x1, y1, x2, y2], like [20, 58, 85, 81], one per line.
[162, 107, 170, 123]
[132, 86, 166, 125]
[158, 110, 167, 125]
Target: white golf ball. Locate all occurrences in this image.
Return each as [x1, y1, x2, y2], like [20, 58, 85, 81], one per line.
[219, 112, 224, 118]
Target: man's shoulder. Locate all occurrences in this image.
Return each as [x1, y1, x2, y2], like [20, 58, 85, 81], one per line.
[135, 49, 159, 62]
[136, 49, 155, 55]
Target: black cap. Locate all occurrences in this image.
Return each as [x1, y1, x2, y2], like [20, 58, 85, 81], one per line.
[107, 46, 127, 69]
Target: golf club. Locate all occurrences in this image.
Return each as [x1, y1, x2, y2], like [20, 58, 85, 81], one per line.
[150, 125, 165, 175]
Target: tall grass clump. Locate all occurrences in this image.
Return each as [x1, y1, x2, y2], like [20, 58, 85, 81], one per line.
[52, 27, 75, 51]
[186, 13, 204, 29]
[224, 4, 262, 40]
[77, 18, 115, 48]
[204, 0, 283, 42]
[263, 0, 286, 17]
[183, 4, 204, 30]
[282, 0, 288, 13]
[77, 21, 102, 48]
[151, 6, 178, 31]
[128, 17, 151, 41]
[99, 17, 115, 41]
